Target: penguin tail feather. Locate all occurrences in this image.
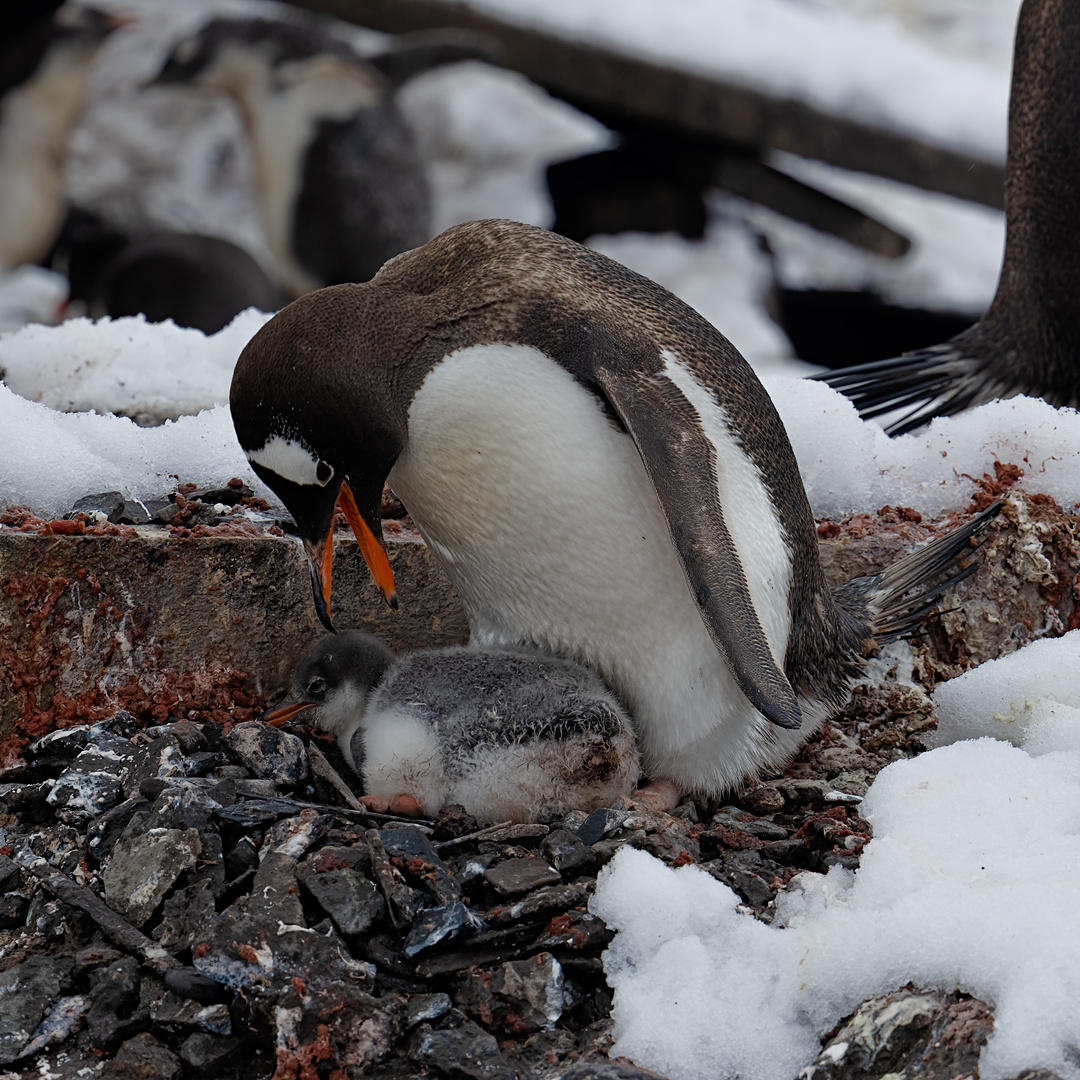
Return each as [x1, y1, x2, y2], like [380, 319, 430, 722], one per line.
[832, 501, 1002, 646]
[813, 343, 1004, 437]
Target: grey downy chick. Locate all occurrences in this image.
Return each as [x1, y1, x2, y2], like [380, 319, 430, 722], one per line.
[261, 630, 640, 824]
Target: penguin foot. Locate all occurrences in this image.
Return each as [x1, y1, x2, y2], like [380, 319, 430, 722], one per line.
[629, 778, 682, 813]
[358, 793, 425, 817]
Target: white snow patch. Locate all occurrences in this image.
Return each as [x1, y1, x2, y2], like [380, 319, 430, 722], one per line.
[0, 308, 271, 423]
[593, 732, 1080, 1080]
[931, 631, 1080, 752]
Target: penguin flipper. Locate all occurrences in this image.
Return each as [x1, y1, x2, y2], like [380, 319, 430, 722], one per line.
[594, 369, 802, 731]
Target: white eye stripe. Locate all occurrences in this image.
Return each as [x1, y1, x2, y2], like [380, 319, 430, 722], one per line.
[248, 436, 334, 487]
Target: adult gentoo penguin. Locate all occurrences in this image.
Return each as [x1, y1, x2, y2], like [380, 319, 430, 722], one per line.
[0, 4, 124, 272]
[817, 0, 1080, 435]
[261, 631, 640, 824]
[150, 16, 461, 299]
[232, 219, 996, 805]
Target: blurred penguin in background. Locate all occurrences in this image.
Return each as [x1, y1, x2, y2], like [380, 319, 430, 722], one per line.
[0, 3, 126, 272]
[150, 15, 484, 298]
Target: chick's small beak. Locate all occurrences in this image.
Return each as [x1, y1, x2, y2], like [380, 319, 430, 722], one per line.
[259, 699, 314, 727]
[303, 526, 336, 633]
[338, 482, 397, 610]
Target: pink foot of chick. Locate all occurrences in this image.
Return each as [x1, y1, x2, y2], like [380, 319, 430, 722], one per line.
[629, 778, 682, 813]
[358, 793, 424, 817]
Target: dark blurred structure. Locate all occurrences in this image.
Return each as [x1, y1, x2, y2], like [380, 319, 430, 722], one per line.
[0, 4, 124, 271]
[818, 0, 1080, 433]
[51, 209, 283, 333]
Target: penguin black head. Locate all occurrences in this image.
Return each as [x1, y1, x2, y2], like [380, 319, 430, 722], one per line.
[232, 285, 408, 631]
[260, 630, 396, 735]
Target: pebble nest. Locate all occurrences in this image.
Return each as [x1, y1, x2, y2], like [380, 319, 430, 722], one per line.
[0, 680, 1012, 1080]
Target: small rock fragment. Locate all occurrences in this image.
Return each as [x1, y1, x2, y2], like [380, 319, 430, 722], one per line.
[409, 1019, 516, 1080]
[103, 828, 201, 927]
[542, 829, 594, 874]
[0, 955, 73, 1064]
[224, 722, 307, 785]
[573, 808, 626, 846]
[408, 993, 452, 1026]
[179, 1032, 247, 1075]
[484, 857, 561, 896]
[102, 1032, 182, 1080]
[297, 861, 384, 936]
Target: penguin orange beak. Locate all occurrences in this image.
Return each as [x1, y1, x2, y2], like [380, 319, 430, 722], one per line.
[259, 699, 314, 727]
[338, 482, 398, 611]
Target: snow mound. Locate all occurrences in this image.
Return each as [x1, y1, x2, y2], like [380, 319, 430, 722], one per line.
[593, 734, 1080, 1080]
[0, 309, 272, 424]
[930, 630, 1080, 752]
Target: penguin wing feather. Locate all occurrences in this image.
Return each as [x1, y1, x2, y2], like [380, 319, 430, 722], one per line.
[594, 367, 801, 730]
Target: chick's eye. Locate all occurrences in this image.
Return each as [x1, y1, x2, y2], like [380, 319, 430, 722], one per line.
[307, 677, 328, 700]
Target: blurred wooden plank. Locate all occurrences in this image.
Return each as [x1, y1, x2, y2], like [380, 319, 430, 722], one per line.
[289, 0, 1005, 209]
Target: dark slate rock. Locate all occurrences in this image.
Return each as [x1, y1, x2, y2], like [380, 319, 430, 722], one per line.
[542, 829, 595, 874]
[92, 711, 140, 739]
[179, 1032, 248, 1075]
[102, 1032, 182, 1080]
[484, 857, 561, 896]
[188, 484, 253, 506]
[534, 909, 613, 954]
[87, 956, 145, 1054]
[542, 1063, 671, 1080]
[297, 861, 385, 936]
[46, 738, 133, 823]
[383, 825, 462, 906]
[102, 827, 201, 927]
[367, 828, 424, 929]
[408, 993, 452, 1026]
[573, 808, 627, 846]
[737, 784, 787, 814]
[85, 796, 151, 868]
[0, 955, 73, 1064]
[0, 892, 28, 928]
[20, 994, 90, 1059]
[163, 967, 232, 1006]
[262, 810, 332, 861]
[409, 1019, 516, 1080]
[68, 491, 125, 523]
[0, 852, 20, 892]
[150, 992, 231, 1036]
[223, 836, 260, 880]
[0, 780, 52, 821]
[224, 722, 307, 786]
[141, 720, 211, 754]
[153, 878, 219, 952]
[29, 726, 90, 760]
[485, 882, 591, 927]
[458, 953, 564, 1033]
[711, 806, 790, 840]
[213, 798, 300, 826]
[803, 987, 993, 1080]
[248, 850, 305, 925]
[403, 901, 481, 957]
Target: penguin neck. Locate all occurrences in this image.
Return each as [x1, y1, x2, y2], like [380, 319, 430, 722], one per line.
[0, 42, 100, 270]
[227, 53, 385, 298]
[987, 0, 1080, 376]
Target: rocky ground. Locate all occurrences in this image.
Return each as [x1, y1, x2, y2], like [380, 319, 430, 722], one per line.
[0, 485, 1073, 1080]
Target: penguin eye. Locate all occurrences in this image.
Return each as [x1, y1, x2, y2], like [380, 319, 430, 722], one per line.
[306, 676, 329, 700]
[315, 460, 334, 487]
[172, 35, 199, 66]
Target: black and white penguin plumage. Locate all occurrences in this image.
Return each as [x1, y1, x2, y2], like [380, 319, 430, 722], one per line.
[232, 219, 997, 804]
[149, 15, 437, 299]
[0, 4, 122, 272]
[817, 0, 1080, 435]
[261, 630, 640, 824]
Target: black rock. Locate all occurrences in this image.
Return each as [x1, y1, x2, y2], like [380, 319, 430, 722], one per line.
[0, 851, 21, 892]
[484, 857, 561, 896]
[102, 1032, 182, 1079]
[85, 796, 151, 868]
[87, 956, 145, 1054]
[403, 901, 479, 957]
[179, 1031, 248, 1075]
[298, 860, 385, 936]
[224, 722, 308, 786]
[409, 1019, 517, 1080]
[542, 829, 595, 874]
[163, 967, 233, 1006]
[68, 491, 125, 523]
[0, 955, 73, 1064]
[573, 808, 627, 846]
[102, 827, 202, 927]
[0, 892, 29, 929]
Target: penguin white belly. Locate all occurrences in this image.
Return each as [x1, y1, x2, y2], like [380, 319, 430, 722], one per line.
[388, 342, 802, 793]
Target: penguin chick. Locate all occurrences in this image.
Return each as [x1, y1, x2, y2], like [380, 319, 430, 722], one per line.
[261, 630, 640, 824]
[232, 218, 999, 805]
[0, 5, 123, 271]
[150, 15, 432, 298]
[817, 0, 1080, 435]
